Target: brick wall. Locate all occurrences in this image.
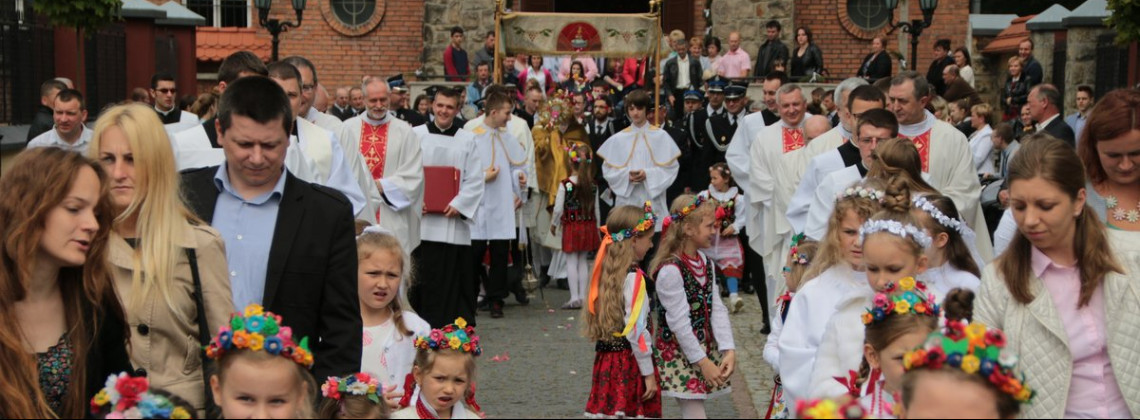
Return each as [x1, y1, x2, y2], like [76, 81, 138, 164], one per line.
[260, 0, 425, 91]
[794, 0, 970, 79]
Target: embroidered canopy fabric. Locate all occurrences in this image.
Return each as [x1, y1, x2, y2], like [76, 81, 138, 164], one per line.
[500, 13, 659, 58]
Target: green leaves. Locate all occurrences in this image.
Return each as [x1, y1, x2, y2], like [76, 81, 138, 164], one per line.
[1107, 0, 1140, 45]
[33, 0, 122, 34]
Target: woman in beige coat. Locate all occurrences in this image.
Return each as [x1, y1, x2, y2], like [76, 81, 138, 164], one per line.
[89, 104, 233, 415]
[976, 137, 1140, 418]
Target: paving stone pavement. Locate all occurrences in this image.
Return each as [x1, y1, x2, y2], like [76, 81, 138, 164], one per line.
[472, 287, 774, 418]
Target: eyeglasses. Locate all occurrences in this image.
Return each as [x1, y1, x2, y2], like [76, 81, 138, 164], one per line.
[856, 136, 889, 145]
[302, 84, 315, 92]
[156, 88, 177, 94]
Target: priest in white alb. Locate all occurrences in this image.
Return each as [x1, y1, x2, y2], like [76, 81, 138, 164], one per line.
[596, 90, 681, 231]
[338, 77, 425, 251]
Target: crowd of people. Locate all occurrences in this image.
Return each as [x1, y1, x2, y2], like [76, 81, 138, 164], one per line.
[4, 24, 1140, 419]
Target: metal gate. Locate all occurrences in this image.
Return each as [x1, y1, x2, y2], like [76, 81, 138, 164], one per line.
[84, 24, 127, 116]
[1052, 39, 1066, 104]
[1095, 32, 1129, 98]
[0, 0, 55, 124]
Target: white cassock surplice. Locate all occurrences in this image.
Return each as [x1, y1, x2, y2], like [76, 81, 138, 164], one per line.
[305, 107, 344, 133]
[724, 112, 770, 249]
[465, 115, 537, 232]
[777, 263, 869, 404]
[338, 113, 424, 250]
[597, 123, 681, 231]
[414, 125, 484, 245]
[293, 118, 368, 218]
[469, 123, 529, 241]
[808, 291, 874, 400]
[749, 118, 807, 309]
[785, 125, 852, 234]
[160, 109, 201, 135]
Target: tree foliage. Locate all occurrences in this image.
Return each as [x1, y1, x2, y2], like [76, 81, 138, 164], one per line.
[1106, 0, 1140, 45]
[33, 0, 121, 34]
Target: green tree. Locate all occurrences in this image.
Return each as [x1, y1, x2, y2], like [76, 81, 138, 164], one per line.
[1106, 0, 1140, 45]
[33, 0, 122, 88]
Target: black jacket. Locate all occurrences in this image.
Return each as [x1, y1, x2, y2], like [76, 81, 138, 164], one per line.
[180, 168, 362, 380]
[395, 108, 427, 127]
[926, 55, 955, 96]
[1022, 56, 1044, 87]
[26, 105, 55, 143]
[1040, 116, 1076, 147]
[857, 52, 892, 82]
[754, 40, 790, 78]
[663, 55, 703, 92]
[1001, 76, 1031, 117]
[84, 298, 132, 418]
[790, 44, 824, 79]
[329, 105, 357, 121]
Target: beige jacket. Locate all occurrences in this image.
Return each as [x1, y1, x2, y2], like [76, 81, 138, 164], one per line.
[109, 221, 233, 413]
[976, 230, 1140, 418]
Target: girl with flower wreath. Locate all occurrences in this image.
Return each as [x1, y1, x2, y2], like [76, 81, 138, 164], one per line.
[553, 144, 602, 310]
[648, 194, 736, 419]
[777, 179, 884, 405]
[356, 225, 432, 409]
[911, 194, 982, 300]
[206, 304, 318, 418]
[696, 162, 748, 314]
[391, 318, 482, 419]
[90, 372, 196, 419]
[762, 236, 818, 419]
[582, 203, 661, 418]
[807, 176, 934, 403]
[319, 372, 389, 419]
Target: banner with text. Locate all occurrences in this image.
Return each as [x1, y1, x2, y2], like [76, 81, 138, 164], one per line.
[500, 13, 660, 58]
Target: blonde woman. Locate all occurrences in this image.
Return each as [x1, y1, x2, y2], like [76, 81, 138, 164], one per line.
[89, 103, 233, 415]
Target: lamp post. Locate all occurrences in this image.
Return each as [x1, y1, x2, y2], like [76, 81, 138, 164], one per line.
[885, 0, 938, 71]
[254, 0, 306, 62]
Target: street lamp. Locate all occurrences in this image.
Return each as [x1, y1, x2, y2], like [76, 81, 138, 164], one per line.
[885, 0, 938, 71]
[254, 0, 306, 62]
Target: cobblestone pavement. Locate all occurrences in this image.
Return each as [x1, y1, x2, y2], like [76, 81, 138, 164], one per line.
[473, 287, 774, 418]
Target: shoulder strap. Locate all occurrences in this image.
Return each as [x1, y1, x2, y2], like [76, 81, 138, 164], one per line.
[185, 248, 220, 418]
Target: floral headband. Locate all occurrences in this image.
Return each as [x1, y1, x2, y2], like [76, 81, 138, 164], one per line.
[566, 145, 592, 165]
[662, 195, 706, 230]
[206, 304, 314, 368]
[91, 373, 192, 419]
[611, 201, 657, 242]
[414, 317, 482, 356]
[862, 277, 939, 325]
[904, 321, 1035, 404]
[838, 185, 885, 203]
[859, 219, 933, 249]
[913, 195, 976, 241]
[796, 397, 871, 419]
[788, 233, 811, 266]
[322, 373, 383, 404]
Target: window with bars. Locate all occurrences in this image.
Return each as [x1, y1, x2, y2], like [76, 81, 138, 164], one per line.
[331, 0, 375, 27]
[847, 0, 890, 31]
[186, 0, 250, 28]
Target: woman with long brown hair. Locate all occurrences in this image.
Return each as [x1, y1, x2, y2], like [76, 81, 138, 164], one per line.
[975, 137, 1140, 418]
[0, 147, 130, 418]
[1079, 88, 1140, 234]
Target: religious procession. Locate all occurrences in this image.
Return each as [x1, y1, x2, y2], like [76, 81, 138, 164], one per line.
[1, 0, 1139, 418]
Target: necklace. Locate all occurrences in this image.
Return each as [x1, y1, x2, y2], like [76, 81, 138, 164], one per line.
[1105, 187, 1140, 223]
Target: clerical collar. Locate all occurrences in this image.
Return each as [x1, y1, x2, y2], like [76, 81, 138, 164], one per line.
[428, 120, 459, 136]
[154, 105, 174, 116]
[363, 112, 388, 126]
[780, 118, 805, 129]
[898, 110, 936, 138]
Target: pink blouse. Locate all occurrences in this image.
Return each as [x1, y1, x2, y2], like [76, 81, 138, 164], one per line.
[1032, 247, 1129, 418]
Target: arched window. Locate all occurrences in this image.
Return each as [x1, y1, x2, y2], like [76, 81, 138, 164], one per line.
[847, 0, 890, 31]
[331, 0, 375, 28]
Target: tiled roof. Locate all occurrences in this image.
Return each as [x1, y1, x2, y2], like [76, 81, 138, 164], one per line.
[196, 27, 271, 62]
[981, 15, 1035, 54]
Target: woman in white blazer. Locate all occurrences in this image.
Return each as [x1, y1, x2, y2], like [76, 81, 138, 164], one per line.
[976, 137, 1140, 418]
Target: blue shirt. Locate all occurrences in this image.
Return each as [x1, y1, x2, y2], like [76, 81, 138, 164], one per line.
[212, 164, 286, 311]
[1065, 112, 1087, 146]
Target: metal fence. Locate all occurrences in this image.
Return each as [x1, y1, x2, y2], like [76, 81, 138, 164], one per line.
[0, 1, 55, 124]
[1052, 39, 1066, 104]
[84, 24, 127, 116]
[1095, 33, 1129, 98]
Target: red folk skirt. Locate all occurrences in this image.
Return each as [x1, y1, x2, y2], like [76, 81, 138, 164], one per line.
[563, 219, 602, 253]
[586, 340, 662, 418]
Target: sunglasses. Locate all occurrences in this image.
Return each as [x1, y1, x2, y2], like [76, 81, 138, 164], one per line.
[155, 88, 177, 94]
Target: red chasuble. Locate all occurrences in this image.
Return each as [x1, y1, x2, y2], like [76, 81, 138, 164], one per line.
[360, 120, 390, 179]
[901, 129, 932, 172]
[782, 127, 805, 153]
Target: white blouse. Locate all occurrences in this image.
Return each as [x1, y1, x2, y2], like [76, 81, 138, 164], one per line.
[361, 311, 432, 390]
[655, 251, 736, 363]
[919, 263, 980, 302]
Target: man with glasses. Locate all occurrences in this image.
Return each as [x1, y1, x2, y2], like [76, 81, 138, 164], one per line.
[151, 72, 199, 133]
[283, 56, 344, 133]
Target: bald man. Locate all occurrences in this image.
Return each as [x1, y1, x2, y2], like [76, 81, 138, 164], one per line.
[803, 115, 832, 143]
[330, 87, 356, 121]
[315, 83, 331, 114]
[719, 32, 752, 78]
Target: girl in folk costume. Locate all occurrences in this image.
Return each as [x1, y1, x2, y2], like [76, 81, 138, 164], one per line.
[319, 373, 389, 419]
[808, 177, 934, 401]
[553, 144, 602, 310]
[777, 179, 884, 404]
[582, 203, 662, 418]
[206, 304, 319, 419]
[356, 226, 432, 409]
[911, 194, 982, 300]
[649, 195, 736, 419]
[762, 236, 818, 419]
[697, 163, 748, 313]
[391, 319, 483, 419]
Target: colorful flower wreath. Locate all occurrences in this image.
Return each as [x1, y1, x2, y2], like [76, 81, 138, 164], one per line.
[322, 373, 383, 404]
[205, 303, 314, 368]
[566, 144, 592, 165]
[90, 373, 192, 419]
[610, 201, 656, 242]
[861, 277, 939, 325]
[662, 195, 706, 230]
[903, 321, 1035, 404]
[788, 233, 811, 266]
[796, 397, 871, 419]
[414, 317, 482, 356]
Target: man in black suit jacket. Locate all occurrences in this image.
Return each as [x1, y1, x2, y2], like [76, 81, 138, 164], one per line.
[1028, 84, 1076, 147]
[181, 76, 361, 380]
[926, 39, 955, 96]
[1018, 39, 1045, 87]
[663, 41, 703, 120]
[754, 20, 789, 78]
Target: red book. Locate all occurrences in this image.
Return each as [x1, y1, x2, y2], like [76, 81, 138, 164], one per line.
[423, 166, 460, 214]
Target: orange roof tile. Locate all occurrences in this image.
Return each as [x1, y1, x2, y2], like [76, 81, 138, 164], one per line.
[196, 27, 271, 62]
[982, 15, 1036, 54]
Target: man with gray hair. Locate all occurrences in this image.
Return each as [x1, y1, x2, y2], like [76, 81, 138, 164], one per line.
[282, 55, 344, 132]
[1028, 83, 1075, 147]
[330, 86, 356, 121]
[804, 114, 832, 142]
[888, 71, 993, 258]
[941, 64, 980, 107]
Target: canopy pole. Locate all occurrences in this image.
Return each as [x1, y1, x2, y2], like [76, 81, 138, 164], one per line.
[652, 0, 661, 125]
[494, 0, 503, 85]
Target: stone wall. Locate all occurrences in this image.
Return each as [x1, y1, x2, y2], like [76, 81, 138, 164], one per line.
[421, 0, 498, 80]
[969, 36, 1009, 118]
[1030, 31, 1055, 87]
[1064, 26, 1113, 116]
[708, 0, 795, 73]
